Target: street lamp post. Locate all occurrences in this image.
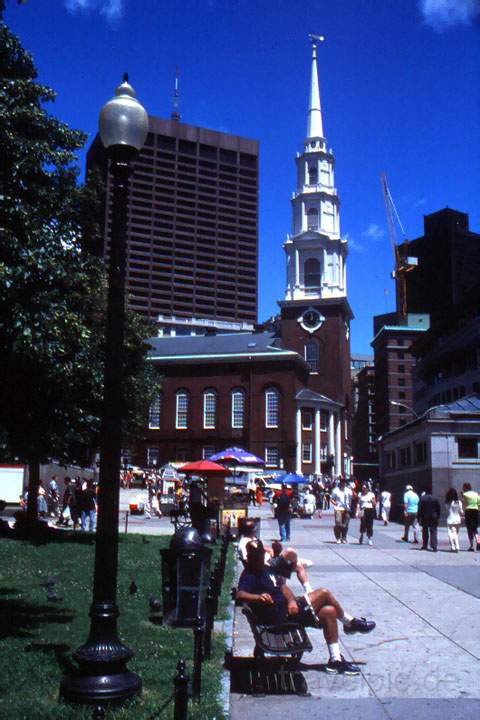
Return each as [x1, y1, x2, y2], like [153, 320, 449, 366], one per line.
[389, 400, 419, 418]
[60, 75, 149, 708]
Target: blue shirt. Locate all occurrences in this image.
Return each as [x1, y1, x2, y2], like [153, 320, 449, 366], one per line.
[238, 569, 288, 624]
[404, 490, 419, 513]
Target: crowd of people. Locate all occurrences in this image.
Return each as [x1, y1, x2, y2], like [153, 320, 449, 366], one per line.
[21, 475, 98, 531]
[262, 475, 480, 552]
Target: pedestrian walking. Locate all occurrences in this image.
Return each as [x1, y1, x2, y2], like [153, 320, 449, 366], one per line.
[380, 489, 391, 525]
[145, 477, 155, 519]
[70, 477, 82, 529]
[402, 484, 419, 543]
[461, 483, 479, 551]
[324, 480, 332, 510]
[313, 478, 324, 517]
[247, 476, 257, 506]
[357, 482, 376, 545]
[331, 478, 352, 544]
[48, 476, 60, 518]
[37, 481, 48, 518]
[80, 479, 97, 532]
[445, 487, 463, 552]
[58, 476, 73, 527]
[255, 477, 265, 506]
[276, 483, 292, 542]
[418, 487, 441, 551]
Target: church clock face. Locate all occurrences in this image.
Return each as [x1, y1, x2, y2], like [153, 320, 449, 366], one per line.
[298, 307, 325, 334]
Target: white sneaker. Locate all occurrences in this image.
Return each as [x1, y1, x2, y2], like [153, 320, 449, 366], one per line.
[368, 539, 373, 546]
[336, 539, 342, 544]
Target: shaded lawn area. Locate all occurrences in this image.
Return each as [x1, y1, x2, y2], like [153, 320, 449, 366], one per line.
[0, 533, 233, 719]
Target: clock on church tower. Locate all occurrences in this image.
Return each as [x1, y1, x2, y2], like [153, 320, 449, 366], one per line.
[299, 307, 325, 333]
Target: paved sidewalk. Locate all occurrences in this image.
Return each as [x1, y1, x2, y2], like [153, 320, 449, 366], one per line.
[230, 505, 480, 719]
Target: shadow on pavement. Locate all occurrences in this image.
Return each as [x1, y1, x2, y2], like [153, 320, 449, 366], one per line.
[226, 655, 310, 696]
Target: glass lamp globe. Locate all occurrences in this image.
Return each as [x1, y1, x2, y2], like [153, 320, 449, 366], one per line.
[99, 74, 149, 152]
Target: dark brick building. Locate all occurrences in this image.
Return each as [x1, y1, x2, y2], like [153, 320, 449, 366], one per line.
[352, 364, 378, 482]
[371, 320, 428, 438]
[143, 331, 349, 475]
[87, 117, 259, 329]
[401, 209, 480, 333]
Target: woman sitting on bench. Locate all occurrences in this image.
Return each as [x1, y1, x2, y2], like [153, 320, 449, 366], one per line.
[236, 540, 375, 676]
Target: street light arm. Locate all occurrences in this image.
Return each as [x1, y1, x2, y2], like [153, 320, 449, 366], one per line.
[389, 400, 419, 418]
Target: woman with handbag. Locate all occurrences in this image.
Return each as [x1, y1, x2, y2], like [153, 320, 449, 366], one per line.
[357, 483, 377, 546]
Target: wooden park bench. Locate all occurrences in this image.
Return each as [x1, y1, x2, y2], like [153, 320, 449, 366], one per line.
[241, 603, 313, 665]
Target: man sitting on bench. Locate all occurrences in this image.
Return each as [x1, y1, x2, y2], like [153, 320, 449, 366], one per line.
[236, 540, 375, 676]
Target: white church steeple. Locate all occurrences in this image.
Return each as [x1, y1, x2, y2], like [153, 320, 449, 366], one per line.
[284, 37, 348, 302]
[307, 38, 324, 140]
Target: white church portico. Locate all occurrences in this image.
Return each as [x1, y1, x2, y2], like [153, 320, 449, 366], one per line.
[295, 388, 343, 477]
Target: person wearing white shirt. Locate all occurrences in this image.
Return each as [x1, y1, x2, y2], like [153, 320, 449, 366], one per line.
[445, 487, 463, 552]
[331, 479, 353, 544]
[247, 476, 257, 506]
[380, 489, 391, 526]
[357, 483, 377, 545]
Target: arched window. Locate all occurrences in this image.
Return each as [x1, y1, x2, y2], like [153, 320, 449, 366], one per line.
[307, 207, 319, 231]
[148, 393, 162, 429]
[305, 341, 320, 372]
[308, 163, 318, 185]
[203, 389, 217, 429]
[304, 258, 321, 287]
[176, 390, 189, 429]
[265, 387, 280, 428]
[231, 388, 245, 429]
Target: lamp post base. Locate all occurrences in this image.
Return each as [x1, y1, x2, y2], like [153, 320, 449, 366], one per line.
[60, 603, 141, 707]
[60, 668, 141, 706]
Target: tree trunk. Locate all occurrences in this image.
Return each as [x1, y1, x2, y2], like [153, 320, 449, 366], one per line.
[26, 458, 40, 523]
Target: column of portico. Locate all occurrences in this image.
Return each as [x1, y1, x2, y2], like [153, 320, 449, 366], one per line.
[335, 412, 341, 476]
[296, 406, 302, 474]
[314, 407, 321, 475]
[328, 410, 334, 466]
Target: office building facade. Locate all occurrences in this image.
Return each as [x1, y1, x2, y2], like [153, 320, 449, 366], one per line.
[87, 117, 259, 330]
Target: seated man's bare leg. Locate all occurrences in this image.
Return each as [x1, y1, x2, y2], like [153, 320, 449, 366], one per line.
[317, 605, 338, 643]
[308, 587, 376, 636]
[309, 588, 345, 622]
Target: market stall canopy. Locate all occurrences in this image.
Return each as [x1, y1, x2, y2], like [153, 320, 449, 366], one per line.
[276, 472, 308, 485]
[161, 464, 179, 481]
[180, 460, 228, 475]
[210, 447, 264, 465]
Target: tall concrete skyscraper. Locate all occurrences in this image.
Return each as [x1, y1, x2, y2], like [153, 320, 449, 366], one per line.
[87, 106, 259, 334]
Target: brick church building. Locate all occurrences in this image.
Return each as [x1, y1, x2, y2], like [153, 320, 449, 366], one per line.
[140, 40, 353, 476]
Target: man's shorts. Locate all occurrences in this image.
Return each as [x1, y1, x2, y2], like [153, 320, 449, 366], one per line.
[405, 512, 418, 527]
[293, 596, 320, 628]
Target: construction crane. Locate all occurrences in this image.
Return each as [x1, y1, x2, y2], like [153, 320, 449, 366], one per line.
[381, 172, 417, 321]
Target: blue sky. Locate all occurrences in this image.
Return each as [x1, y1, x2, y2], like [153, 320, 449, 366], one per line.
[6, 0, 480, 354]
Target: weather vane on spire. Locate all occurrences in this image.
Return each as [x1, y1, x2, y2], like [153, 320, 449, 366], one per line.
[308, 33, 326, 46]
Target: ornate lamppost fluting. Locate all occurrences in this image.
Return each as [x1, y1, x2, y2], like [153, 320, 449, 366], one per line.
[60, 74, 149, 708]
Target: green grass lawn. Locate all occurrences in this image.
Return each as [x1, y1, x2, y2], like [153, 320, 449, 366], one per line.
[0, 532, 234, 719]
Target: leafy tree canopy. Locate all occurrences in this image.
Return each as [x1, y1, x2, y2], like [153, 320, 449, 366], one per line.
[0, 11, 159, 470]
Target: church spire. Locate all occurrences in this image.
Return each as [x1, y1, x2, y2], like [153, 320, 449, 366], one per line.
[307, 34, 325, 139]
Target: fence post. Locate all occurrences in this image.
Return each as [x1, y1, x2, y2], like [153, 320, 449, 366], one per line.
[203, 583, 215, 660]
[173, 659, 189, 720]
[192, 617, 204, 702]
